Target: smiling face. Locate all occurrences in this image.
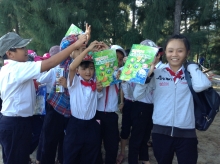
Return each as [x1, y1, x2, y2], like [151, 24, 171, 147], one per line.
[165, 39, 189, 72]
[77, 61, 95, 81]
[6, 47, 28, 62]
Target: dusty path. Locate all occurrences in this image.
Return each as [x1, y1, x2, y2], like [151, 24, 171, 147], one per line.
[0, 68, 219, 164]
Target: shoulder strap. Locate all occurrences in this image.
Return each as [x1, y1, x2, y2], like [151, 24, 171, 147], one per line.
[184, 68, 206, 113]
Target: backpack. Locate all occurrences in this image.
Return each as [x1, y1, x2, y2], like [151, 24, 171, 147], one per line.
[184, 69, 220, 131]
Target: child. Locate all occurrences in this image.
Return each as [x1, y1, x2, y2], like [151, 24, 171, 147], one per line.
[40, 31, 90, 163]
[33, 46, 61, 164]
[133, 34, 211, 164]
[37, 45, 61, 94]
[96, 45, 126, 164]
[140, 39, 165, 69]
[63, 40, 103, 164]
[0, 32, 87, 164]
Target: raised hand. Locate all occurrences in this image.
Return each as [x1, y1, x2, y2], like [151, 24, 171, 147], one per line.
[87, 40, 102, 52]
[96, 80, 103, 92]
[85, 23, 91, 41]
[75, 34, 87, 48]
[58, 77, 67, 88]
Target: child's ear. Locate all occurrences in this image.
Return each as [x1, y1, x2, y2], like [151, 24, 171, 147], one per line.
[76, 67, 79, 74]
[6, 51, 13, 59]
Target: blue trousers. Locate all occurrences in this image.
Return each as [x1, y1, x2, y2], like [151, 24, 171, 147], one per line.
[120, 99, 133, 139]
[0, 114, 32, 164]
[152, 133, 198, 164]
[128, 101, 153, 164]
[63, 116, 101, 164]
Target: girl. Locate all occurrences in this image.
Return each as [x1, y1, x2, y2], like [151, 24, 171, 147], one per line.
[133, 34, 211, 164]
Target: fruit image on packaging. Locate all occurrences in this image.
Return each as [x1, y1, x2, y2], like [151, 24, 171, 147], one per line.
[100, 66, 105, 71]
[137, 56, 142, 62]
[106, 69, 111, 74]
[130, 58, 135, 63]
[102, 76, 108, 82]
[100, 72, 105, 76]
[105, 63, 110, 68]
[141, 58, 146, 63]
[125, 70, 132, 75]
[134, 64, 139, 69]
[127, 64, 132, 69]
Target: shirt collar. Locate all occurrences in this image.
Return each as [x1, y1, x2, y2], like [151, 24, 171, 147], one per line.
[163, 64, 185, 73]
[78, 75, 94, 82]
[155, 61, 162, 68]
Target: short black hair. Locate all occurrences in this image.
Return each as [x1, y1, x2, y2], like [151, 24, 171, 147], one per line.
[3, 48, 17, 59]
[125, 49, 131, 56]
[164, 34, 190, 52]
[79, 61, 94, 68]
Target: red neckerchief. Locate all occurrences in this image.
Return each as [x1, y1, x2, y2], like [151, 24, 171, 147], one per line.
[80, 80, 96, 91]
[166, 67, 183, 82]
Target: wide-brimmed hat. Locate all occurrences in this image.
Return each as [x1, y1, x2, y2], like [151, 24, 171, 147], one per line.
[111, 45, 127, 57]
[0, 32, 32, 57]
[140, 39, 163, 55]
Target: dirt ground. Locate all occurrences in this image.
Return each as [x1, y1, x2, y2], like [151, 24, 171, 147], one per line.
[0, 71, 220, 164]
[0, 109, 219, 164]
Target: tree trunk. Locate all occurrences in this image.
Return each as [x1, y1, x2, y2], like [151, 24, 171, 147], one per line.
[173, 0, 183, 35]
[131, 1, 136, 30]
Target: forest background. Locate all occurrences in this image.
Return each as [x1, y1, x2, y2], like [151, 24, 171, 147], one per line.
[0, 0, 220, 69]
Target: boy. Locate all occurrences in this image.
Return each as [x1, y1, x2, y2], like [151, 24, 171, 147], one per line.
[39, 35, 87, 164]
[0, 32, 87, 164]
[128, 39, 164, 164]
[63, 40, 103, 164]
[40, 22, 91, 164]
[96, 45, 126, 164]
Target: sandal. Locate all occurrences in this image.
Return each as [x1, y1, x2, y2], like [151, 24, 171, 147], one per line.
[147, 140, 153, 147]
[116, 153, 125, 164]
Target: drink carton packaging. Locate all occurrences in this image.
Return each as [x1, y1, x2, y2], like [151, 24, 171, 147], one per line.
[56, 67, 64, 93]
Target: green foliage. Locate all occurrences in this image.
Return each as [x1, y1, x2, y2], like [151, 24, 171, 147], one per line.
[0, 0, 220, 69]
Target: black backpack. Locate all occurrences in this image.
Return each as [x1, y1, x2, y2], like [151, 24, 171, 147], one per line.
[184, 69, 220, 131]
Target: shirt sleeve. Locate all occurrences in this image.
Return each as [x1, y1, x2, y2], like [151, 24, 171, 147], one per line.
[67, 74, 79, 89]
[97, 91, 103, 99]
[37, 68, 55, 84]
[187, 64, 211, 92]
[133, 77, 155, 101]
[16, 61, 42, 84]
[121, 82, 133, 97]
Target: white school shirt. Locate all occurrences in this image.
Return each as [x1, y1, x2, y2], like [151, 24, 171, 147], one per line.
[68, 75, 102, 120]
[155, 61, 166, 69]
[97, 84, 119, 112]
[37, 66, 57, 93]
[131, 61, 166, 104]
[121, 82, 135, 101]
[0, 60, 42, 117]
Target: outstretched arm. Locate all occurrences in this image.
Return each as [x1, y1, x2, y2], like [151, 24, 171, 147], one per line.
[41, 34, 87, 72]
[68, 40, 101, 86]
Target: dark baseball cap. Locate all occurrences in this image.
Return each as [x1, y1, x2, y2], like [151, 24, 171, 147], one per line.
[0, 32, 32, 57]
